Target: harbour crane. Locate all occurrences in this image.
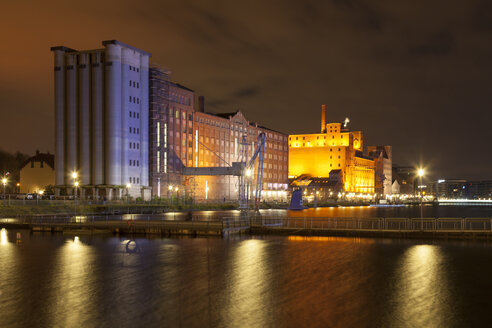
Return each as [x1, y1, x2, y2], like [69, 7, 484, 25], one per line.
[182, 132, 266, 210]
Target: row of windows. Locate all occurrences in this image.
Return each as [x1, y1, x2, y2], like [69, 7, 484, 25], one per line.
[129, 80, 140, 88]
[129, 176, 140, 184]
[129, 159, 140, 167]
[129, 111, 140, 119]
[129, 96, 140, 104]
[129, 142, 140, 150]
[170, 93, 191, 106]
[129, 65, 140, 72]
[129, 127, 140, 134]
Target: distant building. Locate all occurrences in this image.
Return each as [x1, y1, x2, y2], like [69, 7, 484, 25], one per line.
[428, 179, 468, 199]
[19, 151, 55, 193]
[368, 145, 392, 196]
[392, 165, 416, 195]
[289, 105, 381, 194]
[468, 181, 492, 199]
[51, 40, 151, 200]
[150, 66, 289, 202]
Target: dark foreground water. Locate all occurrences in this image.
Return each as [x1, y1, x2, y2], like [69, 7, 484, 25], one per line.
[2, 230, 492, 327]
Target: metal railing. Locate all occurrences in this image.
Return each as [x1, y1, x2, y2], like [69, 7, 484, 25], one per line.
[250, 217, 492, 232]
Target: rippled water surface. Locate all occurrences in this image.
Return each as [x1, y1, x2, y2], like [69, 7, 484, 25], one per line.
[1, 229, 492, 327]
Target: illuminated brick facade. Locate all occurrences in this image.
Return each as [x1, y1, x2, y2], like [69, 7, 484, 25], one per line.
[150, 67, 289, 202]
[288, 106, 377, 193]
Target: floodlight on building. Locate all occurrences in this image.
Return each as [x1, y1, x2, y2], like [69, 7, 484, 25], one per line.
[168, 185, 173, 191]
[72, 171, 78, 179]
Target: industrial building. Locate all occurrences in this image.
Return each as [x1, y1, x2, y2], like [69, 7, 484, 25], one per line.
[289, 105, 390, 196]
[51, 41, 288, 202]
[149, 67, 289, 202]
[51, 40, 151, 200]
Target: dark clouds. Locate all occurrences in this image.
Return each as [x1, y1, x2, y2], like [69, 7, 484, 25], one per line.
[1, 0, 492, 179]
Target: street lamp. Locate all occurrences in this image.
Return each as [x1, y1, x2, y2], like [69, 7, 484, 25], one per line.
[168, 185, 173, 205]
[418, 168, 424, 229]
[2, 177, 7, 204]
[126, 183, 131, 204]
[37, 190, 44, 205]
[72, 172, 78, 200]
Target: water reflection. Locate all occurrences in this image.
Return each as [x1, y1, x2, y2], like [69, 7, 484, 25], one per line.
[50, 236, 97, 327]
[386, 245, 455, 327]
[223, 239, 270, 327]
[1, 228, 8, 245]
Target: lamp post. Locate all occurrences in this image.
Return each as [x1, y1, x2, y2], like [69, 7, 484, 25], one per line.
[175, 187, 179, 204]
[2, 177, 7, 205]
[168, 185, 173, 205]
[245, 168, 252, 208]
[126, 183, 131, 213]
[71, 172, 78, 200]
[418, 168, 424, 230]
[37, 190, 44, 205]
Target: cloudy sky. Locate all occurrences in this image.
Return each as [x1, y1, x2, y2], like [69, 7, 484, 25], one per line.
[2, 0, 492, 179]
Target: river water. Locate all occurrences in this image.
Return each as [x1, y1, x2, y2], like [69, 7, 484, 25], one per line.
[2, 226, 492, 327]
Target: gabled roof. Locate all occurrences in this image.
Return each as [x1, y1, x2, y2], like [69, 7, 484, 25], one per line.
[21, 152, 54, 170]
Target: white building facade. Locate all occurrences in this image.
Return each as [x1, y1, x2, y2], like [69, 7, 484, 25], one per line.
[51, 40, 151, 200]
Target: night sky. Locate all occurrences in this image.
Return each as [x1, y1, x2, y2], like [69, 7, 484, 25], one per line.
[2, 0, 492, 180]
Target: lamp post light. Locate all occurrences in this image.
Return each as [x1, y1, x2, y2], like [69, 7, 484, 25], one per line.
[418, 168, 424, 230]
[16, 182, 20, 194]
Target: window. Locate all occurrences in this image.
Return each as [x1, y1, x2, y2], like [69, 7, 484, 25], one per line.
[137, 113, 139, 119]
[137, 98, 139, 104]
[137, 160, 139, 166]
[129, 142, 131, 149]
[129, 96, 131, 102]
[137, 82, 139, 88]
[129, 127, 132, 133]
[129, 80, 131, 86]
[129, 160, 131, 166]
[137, 177, 140, 184]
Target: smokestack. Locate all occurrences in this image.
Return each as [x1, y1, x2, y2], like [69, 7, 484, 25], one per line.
[321, 104, 326, 133]
[198, 96, 205, 113]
